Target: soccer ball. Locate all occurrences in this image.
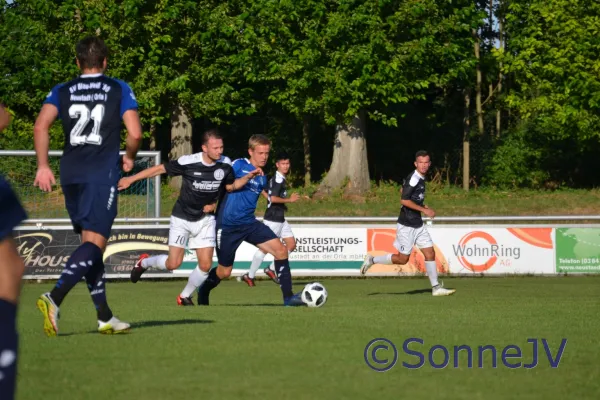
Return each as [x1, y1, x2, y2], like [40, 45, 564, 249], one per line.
[301, 282, 328, 308]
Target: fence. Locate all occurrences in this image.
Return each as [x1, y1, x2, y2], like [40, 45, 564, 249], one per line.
[0, 150, 161, 219]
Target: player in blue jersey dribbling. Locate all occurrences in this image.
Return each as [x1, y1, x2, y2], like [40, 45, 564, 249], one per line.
[198, 134, 305, 306]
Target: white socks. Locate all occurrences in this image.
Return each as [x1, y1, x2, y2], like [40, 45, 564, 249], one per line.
[373, 254, 393, 265]
[425, 261, 439, 287]
[180, 266, 209, 298]
[248, 250, 267, 279]
[141, 254, 168, 270]
[372, 253, 439, 287]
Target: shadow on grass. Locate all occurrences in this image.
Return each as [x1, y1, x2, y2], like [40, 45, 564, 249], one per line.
[59, 318, 214, 336]
[218, 303, 282, 307]
[367, 289, 432, 296]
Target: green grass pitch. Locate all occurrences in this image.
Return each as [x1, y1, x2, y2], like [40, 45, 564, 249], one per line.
[16, 276, 600, 399]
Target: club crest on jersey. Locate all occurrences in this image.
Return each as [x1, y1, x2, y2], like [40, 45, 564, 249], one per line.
[214, 169, 225, 181]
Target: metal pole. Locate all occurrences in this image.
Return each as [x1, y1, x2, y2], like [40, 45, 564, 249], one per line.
[154, 151, 161, 219]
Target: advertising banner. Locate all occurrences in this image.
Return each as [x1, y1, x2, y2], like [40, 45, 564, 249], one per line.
[555, 228, 600, 273]
[16, 227, 170, 278]
[16, 223, 600, 279]
[365, 227, 555, 275]
[180, 226, 366, 275]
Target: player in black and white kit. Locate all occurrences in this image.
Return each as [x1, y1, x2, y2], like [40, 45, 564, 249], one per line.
[240, 152, 299, 286]
[360, 150, 456, 296]
[118, 129, 237, 305]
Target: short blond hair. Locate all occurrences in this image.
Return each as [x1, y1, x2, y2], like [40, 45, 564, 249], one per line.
[248, 134, 270, 150]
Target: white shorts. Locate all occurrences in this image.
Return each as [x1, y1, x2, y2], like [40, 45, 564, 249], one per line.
[263, 220, 294, 239]
[393, 223, 434, 255]
[169, 215, 216, 249]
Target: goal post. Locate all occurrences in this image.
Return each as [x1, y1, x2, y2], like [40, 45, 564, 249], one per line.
[0, 150, 161, 220]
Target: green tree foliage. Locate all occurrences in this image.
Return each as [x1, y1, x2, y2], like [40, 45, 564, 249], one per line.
[486, 0, 600, 187]
[502, 0, 600, 141]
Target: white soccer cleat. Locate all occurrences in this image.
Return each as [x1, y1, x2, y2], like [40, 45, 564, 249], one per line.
[98, 317, 131, 334]
[432, 282, 456, 296]
[360, 255, 374, 275]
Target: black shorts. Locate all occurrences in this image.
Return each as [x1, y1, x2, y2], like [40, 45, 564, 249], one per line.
[216, 220, 278, 267]
[0, 175, 27, 241]
[62, 183, 118, 239]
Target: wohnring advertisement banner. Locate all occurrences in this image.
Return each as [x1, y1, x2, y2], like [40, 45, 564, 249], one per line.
[14, 224, 600, 279]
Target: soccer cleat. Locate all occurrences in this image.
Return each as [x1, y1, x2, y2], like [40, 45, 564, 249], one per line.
[36, 293, 59, 337]
[264, 267, 279, 284]
[360, 255, 374, 275]
[177, 295, 194, 306]
[130, 253, 149, 283]
[284, 292, 307, 307]
[241, 273, 256, 287]
[432, 281, 456, 296]
[98, 317, 131, 334]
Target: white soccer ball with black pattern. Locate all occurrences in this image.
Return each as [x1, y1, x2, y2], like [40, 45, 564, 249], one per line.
[301, 282, 328, 308]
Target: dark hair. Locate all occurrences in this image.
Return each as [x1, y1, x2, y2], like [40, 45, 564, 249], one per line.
[202, 128, 222, 145]
[415, 150, 429, 160]
[76, 36, 108, 70]
[275, 151, 290, 162]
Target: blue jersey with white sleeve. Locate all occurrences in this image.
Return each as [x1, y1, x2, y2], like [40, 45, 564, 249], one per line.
[217, 158, 267, 227]
[43, 73, 138, 185]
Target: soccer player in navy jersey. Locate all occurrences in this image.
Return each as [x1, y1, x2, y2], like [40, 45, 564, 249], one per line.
[0, 104, 28, 399]
[360, 150, 455, 296]
[198, 134, 305, 306]
[32, 36, 143, 336]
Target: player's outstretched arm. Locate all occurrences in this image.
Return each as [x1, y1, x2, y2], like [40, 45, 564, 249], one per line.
[225, 168, 263, 192]
[122, 110, 142, 173]
[118, 164, 166, 191]
[0, 104, 11, 132]
[33, 104, 59, 192]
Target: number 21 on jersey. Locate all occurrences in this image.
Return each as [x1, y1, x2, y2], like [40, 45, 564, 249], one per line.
[69, 104, 104, 146]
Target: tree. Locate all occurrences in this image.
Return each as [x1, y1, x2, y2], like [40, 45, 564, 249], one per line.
[487, 0, 600, 186]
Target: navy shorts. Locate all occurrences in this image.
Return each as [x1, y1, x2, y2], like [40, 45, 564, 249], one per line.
[0, 175, 27, 241]
[62, 183, 117, 239]
[216, 220, 278, 267]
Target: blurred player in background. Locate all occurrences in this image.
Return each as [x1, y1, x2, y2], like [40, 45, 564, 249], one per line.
[239, 151, 299, 286]
[360, 150, 456, 296]
[33, 36, 142, 336]
[0, 104, 28, 399]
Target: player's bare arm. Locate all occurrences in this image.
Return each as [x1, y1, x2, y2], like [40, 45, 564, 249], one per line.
[0, 104, 11, 131]
[33, 104, 59, 192]
[122, 109, 142, 172]
[118, 164, 166, 191]
[401, 199, 435, 218]
[226, 168, 263, 192]
[270, 193, 300, 204]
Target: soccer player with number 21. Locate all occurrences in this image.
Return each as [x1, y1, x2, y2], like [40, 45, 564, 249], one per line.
[33, 36, 143, 336]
